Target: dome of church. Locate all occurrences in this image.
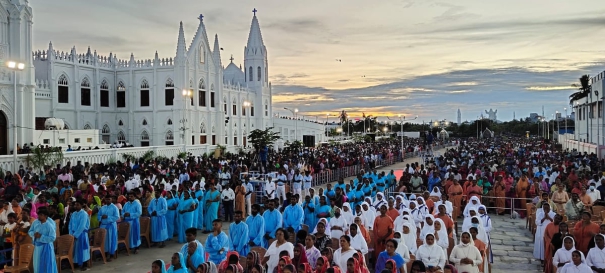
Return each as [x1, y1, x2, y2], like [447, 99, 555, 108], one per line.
[223, 62, 245, 86]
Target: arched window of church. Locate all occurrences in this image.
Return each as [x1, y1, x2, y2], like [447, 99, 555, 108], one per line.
[58, 74, 69, 103]
[100, 79, 109, 107]
[80, 77, 91, 106]
[142, 119, 148, 126]
[232, 98, 237, 116]
[117, 131, 126, 142]
[117, 81, 126, 108]
[200, 122, 207, 144]
[265, 100, 268, 116]
[101, 124, 110, 144]
[118, 120, 124, 126]
[257, 66, 261, 81]
[83, 124, 92, 130]
[198, 78, 206, 107]
[165, 78, 175, 106]
[223, 97, 227, 113]
[141, 130, 150, 147]
[201, 123, 206, 133]
[200, 45, 205, 64]
[165, 130, 174, 145]
[167, 119, 173, 125]
[140, 79, 150, 107]
[249, 67, 253, 82]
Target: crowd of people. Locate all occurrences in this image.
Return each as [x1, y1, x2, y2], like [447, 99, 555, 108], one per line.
[7, 133, 604, 273]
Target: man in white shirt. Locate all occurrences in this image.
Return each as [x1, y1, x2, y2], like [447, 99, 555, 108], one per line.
[221, 185, 235, 222]
[264, 177, 276, 199]
[219, 169, 231, 187]
[303, 171, 313, 197]
[275, 170, 288, 205]
[588, 182, 602, 204]
[292, 170, 303, 199]
[125, 175, 140, 192]
[244, 178, 255, 216]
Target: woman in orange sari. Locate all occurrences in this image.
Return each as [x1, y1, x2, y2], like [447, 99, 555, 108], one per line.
[543, 214, 562, 273]
[494, 176, 507, 215]
[354, 216, 371, 245]
[516, 174, 529, 218]
[234, 180, 246, 214]
[470, 227, 487, 273]
[447, 180, 464, 219]
[573, 211, 600, 255]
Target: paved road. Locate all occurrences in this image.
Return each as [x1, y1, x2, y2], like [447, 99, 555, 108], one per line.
[82, 145, 543, 273]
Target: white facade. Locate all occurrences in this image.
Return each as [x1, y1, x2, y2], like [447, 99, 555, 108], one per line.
[566, 71, 605, 157]
[33, 129, 107, 149]
[0, 1, 325, 156]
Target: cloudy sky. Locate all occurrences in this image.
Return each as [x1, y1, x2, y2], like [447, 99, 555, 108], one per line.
[30, 0, 605, 123]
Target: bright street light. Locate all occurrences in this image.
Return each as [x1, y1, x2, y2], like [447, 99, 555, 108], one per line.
[182, 89, 192, 97]
[7, 60, 24, 173]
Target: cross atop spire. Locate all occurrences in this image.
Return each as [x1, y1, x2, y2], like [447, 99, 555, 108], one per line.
[252, 8, 257, 16]
[229, 55, 234, 63]
[198, 14, 204, 21]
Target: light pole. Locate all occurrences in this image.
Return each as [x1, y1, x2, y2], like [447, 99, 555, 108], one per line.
[556, 111, 560, 136]
[391, 114, 418, 159]
[564, 107, 568, 136]
[243, 101, 251, 147]
[181, 89, 192, 147]
[284, 107, 298, 142]
[7, 61, 24, 172]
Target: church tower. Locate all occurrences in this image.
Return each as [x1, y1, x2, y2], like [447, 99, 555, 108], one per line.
[1, 0, 35, 156]
[457, 109, 461, 125]
[244, 9, 271, 129]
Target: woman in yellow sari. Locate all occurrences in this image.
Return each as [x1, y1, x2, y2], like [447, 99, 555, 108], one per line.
[516, 174, 529, 218]
[89, 196, 102, 229]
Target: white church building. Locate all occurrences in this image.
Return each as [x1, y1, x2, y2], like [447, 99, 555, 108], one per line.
[0, 0, 324, 157]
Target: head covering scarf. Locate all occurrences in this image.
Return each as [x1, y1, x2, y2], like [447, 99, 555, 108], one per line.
[360, 202, 376, 229]
[206, 261, 219, 273]
[315, 256, 329, 273]
[393, 231, 409, 257]
[401, 221, 418, 254]
[430, 187, 442, 198]
[218, 252, 243, 272]
[416, 197, 427, 208]
[329, 267, 342, 273]
[228, 264, 243, 273]
[373, 193, 387, 210]
[460, 231, 475, 247]
[433, 218, 449, 248]
[354, 251, 370, 273]
[247, 251, 262, 269]
[341, 203, 356, 224]
[444, 264, 458, 273]
[420, 215, 436, 241]
[468, 216, 489, 244]
[294, 243, 309, 267]
[385, 259, 398, 273]
[154, 259, 167, 273]
[299, 263, 313, 273]
[462, 209, 478, 232]
[463, 196, 482, 217]
[168, 252, 187, 272]
[278, 256, 293, 273]
[313, 218, 332, 237]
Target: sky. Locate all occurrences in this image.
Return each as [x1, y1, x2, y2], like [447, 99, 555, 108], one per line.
[29, 0, 605, 123]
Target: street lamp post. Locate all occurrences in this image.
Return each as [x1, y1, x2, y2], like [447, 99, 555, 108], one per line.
[394, 114, 418, 160]
[564, 108, 568, 136]
[7, 61, 24, 172]
[181, 89, 192, 148]
[284, 107, 299, 142]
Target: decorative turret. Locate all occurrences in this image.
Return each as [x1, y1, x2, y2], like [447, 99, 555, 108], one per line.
[175, 21, 187, 62]
[47, 41, 55, 59]
[213, 34, 221, 67]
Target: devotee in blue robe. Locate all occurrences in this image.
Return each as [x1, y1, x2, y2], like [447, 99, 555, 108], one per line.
[177, 191, 197, 243]
[122, 192, 142, 252]
[315, 196, 332, 222]
[205, 219, 230, 264]
[98, 195, 119, 260]
[246, 204, 266, 248]
[69, 199, 90, 269]
[334, 179, 347, 193]
[303, 195, 317, 231]
[204, 183, 221, 233]
[325, 184, 336, 199]
[28, 207, 58, 273]
[167, 252, 188, 273]
[229, 210, 249, 256]
[186, 241, 205, 272]
[375, 175, 387, 193]
[148, 190, 168, 247]
[166, 191, 178, 239]
[283, 195, 304, 232]
[180, 228, 205, 262]
[194, 185, 205, 230]
[262, 199, 283, 246]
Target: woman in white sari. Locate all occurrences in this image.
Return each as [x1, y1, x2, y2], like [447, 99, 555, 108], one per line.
[373, 193, 388, 211]
[429, 187, 442, 199]
[433, 219, 449, 255]
[361, 202, 376, 230]
[415, 233, 447, 271]
[341, 203, 356, 225]
[401, 221, 418, 254]
[449, 231, 482, 273]
[393, 231, 411, 273]
[462, 209, 478, 232]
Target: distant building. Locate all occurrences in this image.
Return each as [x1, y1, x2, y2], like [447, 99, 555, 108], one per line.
[529, 113, 540, 122]
[457, 109, 461, 125]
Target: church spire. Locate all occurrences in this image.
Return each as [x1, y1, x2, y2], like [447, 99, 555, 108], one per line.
[213, 34, 221, 66]
[176, 21, 187, 60]
[246, 8, 265, 54]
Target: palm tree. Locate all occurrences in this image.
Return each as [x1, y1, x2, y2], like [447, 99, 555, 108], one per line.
[569, 74, 591, 104]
